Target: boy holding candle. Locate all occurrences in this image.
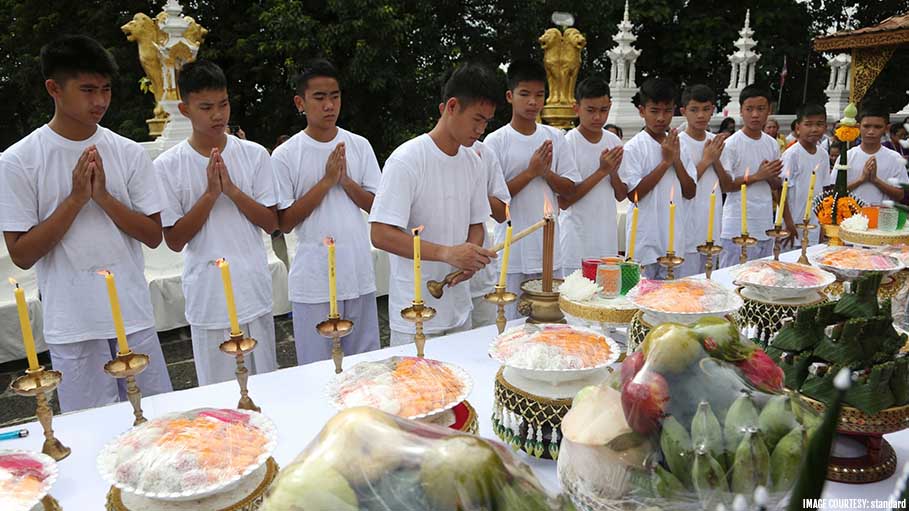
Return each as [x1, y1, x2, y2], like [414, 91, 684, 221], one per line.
[370, 62, 498, 345]
[846, 103, 906, 205]
[781, 103, 831, 245]
[271, 59, 381, 364]
[155, 60, 278, 385]
[0, 35, 172, 412]
[618, 78, 696, 279]
[718, 85, 783, 268]
[558, 75, 627, 275]
[484, 59, 579, 315]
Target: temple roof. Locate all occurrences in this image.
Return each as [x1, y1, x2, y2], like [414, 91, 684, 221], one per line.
[814, 12, 909, 51]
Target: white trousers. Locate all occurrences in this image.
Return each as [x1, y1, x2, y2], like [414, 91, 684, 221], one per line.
[718, 238, 775, 268]
[190, 313, 278, 386]
[471, 294, 498, 329]
[50, 327, 173, 413]
[389, 316, 472, 347]
[292, 293, 380, 365]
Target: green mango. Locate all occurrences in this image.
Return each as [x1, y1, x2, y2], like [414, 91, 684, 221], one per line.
[758, 395, 798, 451]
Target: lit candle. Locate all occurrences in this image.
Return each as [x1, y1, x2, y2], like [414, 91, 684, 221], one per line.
[216, 259, 241, 336]
[804, 166, 818, 222]
[497, 205, 512, 288]
[413, 226, 423, 303]
[741, 169, 749, 234]
[775, 171, 790, 227]
[628, 193, 639, 260]
[98, 270, 130, 355]
[324, 237, 338, 317]
[707, 181, 718, 242]
[9, 278, 38, 370]
[668, 186, 676, 253]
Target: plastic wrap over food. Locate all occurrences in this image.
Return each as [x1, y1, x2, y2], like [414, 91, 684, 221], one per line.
[97, 408, 276, 500]
[811, 246, 903, 278]
[261, 407, 576, 511]
[490, 324, 619, 371]
[0, 450, 57, 511]
[626, 279, 743, 324]
[557, 317, 821, 511]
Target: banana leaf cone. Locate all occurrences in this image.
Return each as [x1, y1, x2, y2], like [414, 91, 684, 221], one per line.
[786, 368, 851, 511]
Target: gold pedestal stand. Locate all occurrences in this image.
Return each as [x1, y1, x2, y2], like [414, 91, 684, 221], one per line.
[484, 285, 517, 334]
[41, 495, 62, 511]
[732, 233, 758, 264]
[401, 301, 436, 357]
[696, 241, 723, 279]
[103, 351, 149, 426]
[316, 315, 354, 374]
[9, 367, 70, 461]
[798, 221, 818, 264]
[220, 334, 260, 412]
[656, 251, 684, 280]
[492, 368, 573, 460]
[517, 279, 566, 324]
[732, 288, 827, 346]
[765, 227, 791, 261]
[627, 311, 653, 353]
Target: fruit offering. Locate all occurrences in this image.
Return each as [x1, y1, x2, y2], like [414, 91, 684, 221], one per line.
[490, 323, 619, 371]
[262, 407, 575, 511]
[557, 317, 819, 511]
[627, 278, 743, 324]
[0, 451, 57, 511]
[328, 356, 471, 419]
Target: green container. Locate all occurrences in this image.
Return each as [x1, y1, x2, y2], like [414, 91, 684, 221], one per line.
[619, 262, 640, 295]
[898, 209, 907, 230]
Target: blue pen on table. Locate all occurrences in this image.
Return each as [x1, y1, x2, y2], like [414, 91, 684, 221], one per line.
[0, 429, 28, 441]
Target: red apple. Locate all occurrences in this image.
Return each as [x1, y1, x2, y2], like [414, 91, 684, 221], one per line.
[621, 371, 671, 435]
[621, 351, 645, 385]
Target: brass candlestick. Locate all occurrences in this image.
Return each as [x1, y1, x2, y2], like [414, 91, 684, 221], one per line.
[103, 351, 149, 426]
[732, 233, 758, 265]
[9, 367, 70, 461]
[696, 241, 723, 279]
[484, 285, 517, 334]
[220, 334, 260, 412]
[765, 226, 791, 261]
[401, 301, 436, 357]
[316, 315, 354, 374]
[798, 221, 817, 265]
[656, 251, 684, 280]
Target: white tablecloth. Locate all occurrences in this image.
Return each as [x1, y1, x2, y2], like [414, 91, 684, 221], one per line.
[0, 246, 898, 508]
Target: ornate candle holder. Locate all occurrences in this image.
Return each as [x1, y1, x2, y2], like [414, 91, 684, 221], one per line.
[798, 221, 818, 265]
[220, 334, 260, 412]
[732, 233, 758, 265]
[764, 226, 792, 261]
[696, 241, 724, 279]
[401, 301, 436, 357]
[316, 315, 354, 374]
[656, 251, 684, 280]
[103, 351, 149, 426]
[426, 270, 460, 299]
[9, 367, 70, 461]
[483, 285, 517, 334]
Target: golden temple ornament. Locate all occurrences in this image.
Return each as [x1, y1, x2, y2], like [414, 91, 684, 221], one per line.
[539, 13, 586, 129]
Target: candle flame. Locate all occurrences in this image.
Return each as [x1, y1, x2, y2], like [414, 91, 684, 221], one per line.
[784, 168, 791, 180]
[96, 270, 113, 277]
[712, 181, 719, 193]
[214, 258, 227, 268]
[411, 225, 424, 236]
[744, 168, 750, 181]
[633, 192, 638, 205]
[322, 237, 335, 247]
[543, 194, 553, 218]
[669, 185, 675, 204]
[812, 163, 820, 175]
[7, 277, 17, 286]
[505, 204, 511, 222]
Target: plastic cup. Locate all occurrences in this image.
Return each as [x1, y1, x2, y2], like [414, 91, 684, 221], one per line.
[596, 264, 622, 298]
[862, 206, 879, 229]
[619, 262, 641, 295]
[581, 258, 600, 281]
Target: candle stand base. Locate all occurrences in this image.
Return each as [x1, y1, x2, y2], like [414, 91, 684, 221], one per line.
[220, 334, 260, 413]
[103, 351, 150, 426]
[798, 221, 818, 265]
[732, 233, 758, 265]
[401, 301, 436, 357]
[9, 367, 70, 460]
[316, 315, 354, 374]
[765, 227, 791, 261]
[696, 242, 723, 279]
[426, 270, 460, 299]
[484, 285, 518, 334]
[656, 252, 684, 280]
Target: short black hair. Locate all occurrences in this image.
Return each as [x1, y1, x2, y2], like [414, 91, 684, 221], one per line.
[177, 59, 227, 100]
[40, 34, 118, 82]
[506, 59, 546, 90]
[636, 78, 676, 106]
[441, 61, 501, 109]
[739, 84, 771, 105]
[857, 101, 889, 123]
[575, 75, 610, 102]
[294, 58, 339, 95]
[892, 123, 908, 136]
[680, 84, 715, 106]
[796, 104, 826, 123]
[605, 124, 623, 138]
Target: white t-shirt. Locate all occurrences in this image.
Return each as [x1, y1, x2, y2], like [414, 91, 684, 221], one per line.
[272, 128, 380, 304]
[782, 142, 831, 244]
[484, 124, 580, 274]
[720, 130, 781, 240]
[155, 136, 276, 329]
[846, 146, 907, 206]
[679, 131, 723, 255]
[369, 134, 491, 334]
[0, 125, 160, 344]
[559, 128, 623, 270]
[469, 141, 510, 299]
[618, 130, 697, 266]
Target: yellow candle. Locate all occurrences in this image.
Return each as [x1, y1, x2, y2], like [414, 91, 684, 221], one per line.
[100, 271, 130, 355]
[325, 237, 338, 317]
[9, 278, 38, 370]
[628, 194, 639, 260]
[775, 177, 789, 227]
[740, 169, 749, 234]
[707, 182, 717, 242]
[413, 226, 423, 303]
[498, 205, 512, 288]
[804, 169, 817, 222]
[668, 186, 676, 253]
[216, 259, 241, 335]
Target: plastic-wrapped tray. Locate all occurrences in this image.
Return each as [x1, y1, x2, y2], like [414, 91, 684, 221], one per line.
[0, 450, 58, 511]
[732, 260, 835, 301]
[97, 408, 277, 501]
[626, 278, 743, 325]
[810, 246, 903, 279]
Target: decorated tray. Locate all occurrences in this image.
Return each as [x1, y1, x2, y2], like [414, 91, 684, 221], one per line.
[97, 408, 277, 502]
[810, 246, 904, 279]
[558, 270, 637, 324]
[840, 224, 909, 247]
[732, 260, 836, 300]
[0, 450, 58, 511]
[327, 356, 472, 420]
[626, 278, 743, 325]
[489, 323, 620, 383]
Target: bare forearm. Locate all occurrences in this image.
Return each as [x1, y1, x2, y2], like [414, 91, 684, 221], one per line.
[875, 179, 905, 201]
[628, 161, 670, 201]
[95, 193, 162, 248]
[277, 179, 332, 233]
[545, 171, 575, 196]
[674, 159, 696, 199]
[715, 161, 735, 193]
[466, 223, 485, 246]
[489, 197, 507, 223]
[506, 168, 537, 198]
[696, 159, 712, 180]
[559, 171, 606, 209]
[3, 197, 83, 269]
[847, 179, 864, 192]
[163, 193, 217, 251]
[370, 222, 450, 262]
[341, 178, 375, 213]
[227, 190, 278, 233]
[609, 173, 629, 202]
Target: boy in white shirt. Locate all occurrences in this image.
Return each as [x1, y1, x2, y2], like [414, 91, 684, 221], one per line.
[0, 35, 172, 412]
[559, 75, 626, 275]
[618, 78, 696, 279]
[155, 60, 278, 386]
[370, 62, 498, 345]
[718, 85, 784, 268]
[271, 59, 381, 364]
[484, 60, 579, 315]
[846, 103, 905, 205]
[782, 104, 831, 245]
[678, 85, 732, 274]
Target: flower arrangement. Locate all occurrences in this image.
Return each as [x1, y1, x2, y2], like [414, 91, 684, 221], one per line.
[813, 189, 865, 225]
[834, 125, 860, 143]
